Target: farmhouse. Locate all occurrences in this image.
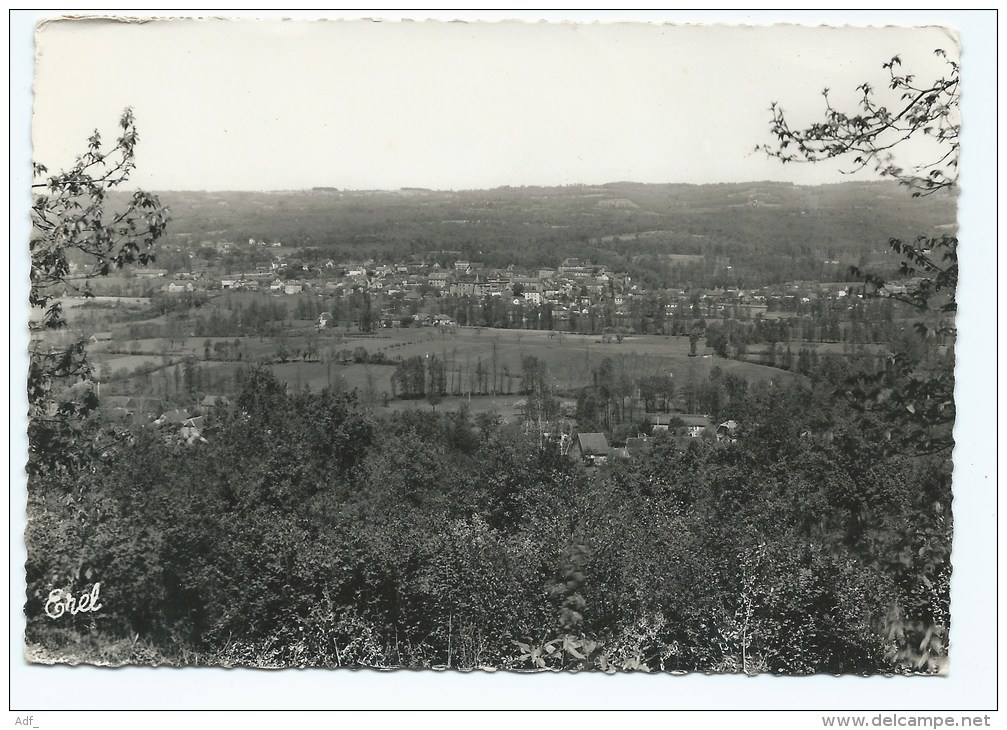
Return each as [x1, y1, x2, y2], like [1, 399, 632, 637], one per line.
[575, 432, 610, 466]
[680, 415, 711, 438]
[133, 268, 168, 279]
[183, 416, 205, 431]
[155, 409, 191, 426]
[161, 281, 193, 294]
[645, 413, 710, 437]
[646, 413, 678, 432]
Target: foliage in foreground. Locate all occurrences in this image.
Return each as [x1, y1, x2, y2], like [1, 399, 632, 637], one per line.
[26, 367, 951, 674]
[29, 109, 169, 479]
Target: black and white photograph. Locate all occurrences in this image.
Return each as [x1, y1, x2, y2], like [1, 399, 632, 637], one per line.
[12, 10, 998, 712]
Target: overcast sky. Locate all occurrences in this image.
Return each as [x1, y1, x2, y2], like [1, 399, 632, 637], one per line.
[30, 15, 959, 191]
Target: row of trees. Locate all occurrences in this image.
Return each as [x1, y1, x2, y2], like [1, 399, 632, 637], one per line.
[390, 354, 446, 404]
[388, 353, 562, 413]
[379, 289, 928, 345]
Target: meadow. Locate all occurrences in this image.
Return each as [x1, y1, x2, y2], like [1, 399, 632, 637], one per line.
[94, 316, 805, 417]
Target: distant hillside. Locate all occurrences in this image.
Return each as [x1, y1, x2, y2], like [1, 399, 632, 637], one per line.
[118, 181, 957, 288]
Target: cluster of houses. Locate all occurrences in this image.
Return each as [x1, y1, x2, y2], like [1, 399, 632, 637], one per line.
[573, 417, 739, 466]
[101, 394, 229, 445]
[132, 254, 634, 304]
[124, 242, 886, 332]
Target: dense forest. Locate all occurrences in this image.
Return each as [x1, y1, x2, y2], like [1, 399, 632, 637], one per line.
[26, 362, 951, 673]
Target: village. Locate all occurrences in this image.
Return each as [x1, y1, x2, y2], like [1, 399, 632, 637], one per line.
[76, 231, 904, 336]
[54, 227, 931, 471]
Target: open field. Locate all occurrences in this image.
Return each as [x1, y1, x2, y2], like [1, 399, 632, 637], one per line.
[98, 324, 802, 405]
[258, 325, 797, 393]
[29, 296, 153, 326]
[61, 296, 152, 308]
[91, 354, 168, 371]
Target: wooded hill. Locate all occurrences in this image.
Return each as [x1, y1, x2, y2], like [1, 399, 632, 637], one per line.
[141, 181, 956, 289]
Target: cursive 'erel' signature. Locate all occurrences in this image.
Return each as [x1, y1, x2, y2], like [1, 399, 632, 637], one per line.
[44, 583, 104, 619]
